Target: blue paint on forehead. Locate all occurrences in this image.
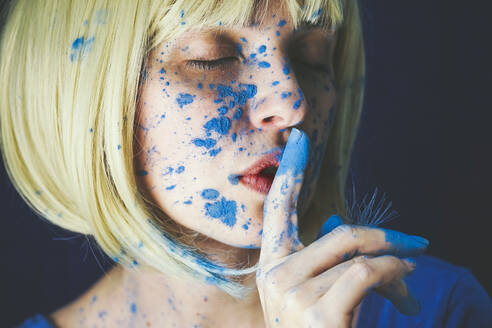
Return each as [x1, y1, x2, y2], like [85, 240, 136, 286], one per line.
[176, 93, 195, 108]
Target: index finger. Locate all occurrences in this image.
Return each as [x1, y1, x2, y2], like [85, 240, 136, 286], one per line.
[259, 128, 309, 264]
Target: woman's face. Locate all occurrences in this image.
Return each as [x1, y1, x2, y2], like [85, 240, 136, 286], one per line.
[135, 9, 336, 248]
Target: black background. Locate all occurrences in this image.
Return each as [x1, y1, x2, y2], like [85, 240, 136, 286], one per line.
[1, 1, 491, 326]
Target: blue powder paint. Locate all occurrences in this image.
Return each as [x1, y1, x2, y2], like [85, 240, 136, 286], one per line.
[229, 101, 235, 108]
[258, 61, 271, 68]
[136, 170, 148, 176]
[180, 10, 185, 18]
[276, 128, 309, 178]
[228, 174, 239, 185]
[231, 133, 237, 142]
[201, 189, 219, 200]
[204, 116, 231, 135]
[193, 138, 216, 149]
[281, 91, 292, 98]
[276, 31, 280, 36]
[205, 197, 237, 227]
[216, 83, 257, 106]
[312, 8, 323, 18]
[233, 108, 243, 120]
[184, 200, 192, 205]
[176, 166, 185, 173]
[197, 82, 203, 89]
[277, 19, 287, 27]
[258, 45, 267, 53]
[283, 63, 290, 75]
[272, 81, 280, 86]
[214, 99, 223, 103]
[382, 229, 429, 257]
[217, 106, 228, 115]
[242, 224, 249, 230]
[70, 36, 95, 62]
[166, 184, 176, 190]
[250, 53, 257, 59]
[293, 100, 301, 109]
[71, 37, 85, 50]
[237, 43, 243, 54]
[209, 148, 222, 157]
[240, 37, 248, 42]
[160, 68, 166, 74]
[176, 93, 194, 108]
[130, 303, 137, 313]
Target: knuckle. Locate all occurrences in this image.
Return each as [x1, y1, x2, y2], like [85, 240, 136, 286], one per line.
[332, 224, 358, 239]
[351, 261, 374, 281]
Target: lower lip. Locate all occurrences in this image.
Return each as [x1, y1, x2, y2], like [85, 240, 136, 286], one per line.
[239, 173, 275, 194]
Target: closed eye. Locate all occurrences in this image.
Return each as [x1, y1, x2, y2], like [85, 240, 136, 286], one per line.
[186, 57, 238, 70]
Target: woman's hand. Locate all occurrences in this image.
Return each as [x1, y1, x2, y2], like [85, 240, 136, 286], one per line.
[256, 128, 427, 327]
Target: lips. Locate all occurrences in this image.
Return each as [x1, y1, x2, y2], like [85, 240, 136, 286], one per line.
[237, 152, 281, 194]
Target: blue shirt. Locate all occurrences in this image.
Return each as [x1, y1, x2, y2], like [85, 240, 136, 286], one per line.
[16, 256, 492, 327]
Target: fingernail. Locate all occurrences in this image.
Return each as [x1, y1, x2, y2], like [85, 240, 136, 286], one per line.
[383, 230, 429, 256]
[402, 257, 417, 269]
[316, 214, 344, 239]
[276, 128, 309, 178]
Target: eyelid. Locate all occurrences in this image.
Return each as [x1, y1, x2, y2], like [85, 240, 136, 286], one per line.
[185, 56, 238, 70]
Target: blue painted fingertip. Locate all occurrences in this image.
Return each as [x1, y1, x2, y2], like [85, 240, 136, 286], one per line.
[276, 128, 309, 178]
[316, 214, 344, 239]
[383, 229, 429, 257]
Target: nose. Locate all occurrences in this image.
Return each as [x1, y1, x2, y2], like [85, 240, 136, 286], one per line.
[247, 60, 308, 131]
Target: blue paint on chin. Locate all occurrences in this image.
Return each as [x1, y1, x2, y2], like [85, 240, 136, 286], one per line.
[276, 128, 309, 177]
[201, 189, 219, 200]
[204, 197, 237, 227]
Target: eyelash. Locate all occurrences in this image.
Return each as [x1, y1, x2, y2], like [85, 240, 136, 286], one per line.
[186, 57, 238, 70]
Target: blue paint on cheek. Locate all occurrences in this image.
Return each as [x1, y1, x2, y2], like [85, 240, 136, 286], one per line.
[281, 91, 292, 98]
[258, 61, 271, 68]
[193, 138, 217, 149]
[283, 63, 290, 75]
[204, 197, 237, 227]
[176, 166, 185, 174]
[201, 189, 219, 200]
[276, 128, 309, 177]
[176, 93, 195, 108]
[233, 108, 243, 120]
[217, 106, 228, 115]
[209, 147, 222, 157]
[228, 174, 239, 185]
[258, 45, 267, 53]
[204, 116, 231, 135]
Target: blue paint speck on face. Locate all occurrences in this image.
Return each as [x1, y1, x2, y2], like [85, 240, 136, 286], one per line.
[258, 61, 271, 68]
[193, 138, 217, 149]
[237, 43, 243, 54]
[281, 91, 292, 98]
[277, 19, 287, 27]
[233, 108, 243, 120]
[272, 81, 280, 86]
[228, 174, 239, 185]
[217, 106, 228, 115]
[184, 200, 192, 205]
[166, 184, 176, 190]
[231, 133, 237, 142]
[209, 147, 222, 157]
[293, 100, 301, 109]
[204, 116, 231, 135]
[197, 82, 203, 89]
[216, 83, 257, 106]
[250, 53, 257, 59]
[240, 37, 248, 42]
[130, 303, 137, 313]
[137, 170, 148, 176]
[258, 45, 267, 53]
[160, 68, 166, 74]
[176, 93, 194, 108]
[176, 166, 185, 173]
[283, 63, 290, 75]
[242, 224, 249, 230]
[276, 31, 280, 36]
[205, 197, 237, 227]
[201, 189, 219, 200]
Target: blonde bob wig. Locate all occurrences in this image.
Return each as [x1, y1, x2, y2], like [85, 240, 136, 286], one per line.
[0, 0, 365, 298]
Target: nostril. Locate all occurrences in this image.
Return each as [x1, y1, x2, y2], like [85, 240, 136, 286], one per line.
[263, 116, 274, 123]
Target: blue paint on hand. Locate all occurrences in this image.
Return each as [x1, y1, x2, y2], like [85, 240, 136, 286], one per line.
[382, 229, 429, 256]
[316, 214, 344, 239]
[276, 128, 309, 177]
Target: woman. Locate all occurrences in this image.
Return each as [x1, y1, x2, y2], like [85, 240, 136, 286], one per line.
[1, 0, 491, 327]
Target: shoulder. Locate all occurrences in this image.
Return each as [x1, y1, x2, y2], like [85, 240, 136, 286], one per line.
[357, 255, 492, 328]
